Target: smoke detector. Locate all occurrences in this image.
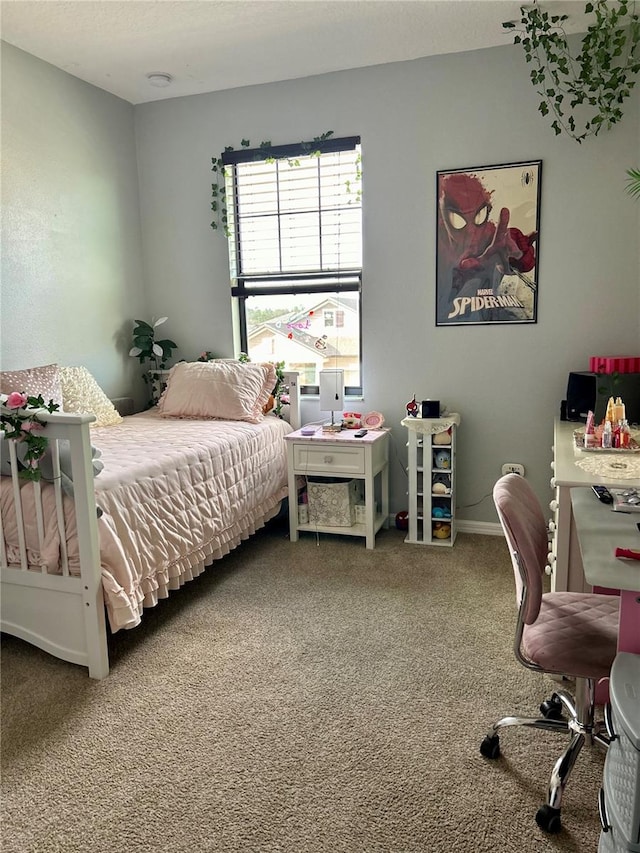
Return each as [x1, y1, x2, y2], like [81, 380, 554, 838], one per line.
[146, 73, 173, 88]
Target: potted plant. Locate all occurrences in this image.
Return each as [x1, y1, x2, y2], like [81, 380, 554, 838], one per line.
[129, 317, 179, 406]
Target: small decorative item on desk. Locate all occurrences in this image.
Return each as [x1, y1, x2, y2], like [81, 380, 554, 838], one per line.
[405, 395, 419, 418]
[342, 412, 362, 429]
[575, 400, 639, 452]
[362, 411, 385, 430]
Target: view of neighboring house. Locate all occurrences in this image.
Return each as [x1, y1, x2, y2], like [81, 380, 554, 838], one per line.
[247, 295, 360, 387]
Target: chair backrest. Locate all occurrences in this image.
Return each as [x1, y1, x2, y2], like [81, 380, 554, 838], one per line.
[493, 473, 549, 625]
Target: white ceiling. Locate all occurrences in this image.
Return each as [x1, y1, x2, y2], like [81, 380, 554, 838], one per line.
[1, 0, 586, 105]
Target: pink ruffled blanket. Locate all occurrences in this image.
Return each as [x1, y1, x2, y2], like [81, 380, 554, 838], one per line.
[1, 411, 292, 631]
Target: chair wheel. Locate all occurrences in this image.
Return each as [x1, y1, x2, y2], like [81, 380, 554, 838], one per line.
[535, 804, 562, 833]
[480, 735, 500, 759]
[540, 695, 564, 720]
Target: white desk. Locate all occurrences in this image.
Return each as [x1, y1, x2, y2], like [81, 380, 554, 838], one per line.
[571, 487, 640, 654]
[550, 419, 640, 593]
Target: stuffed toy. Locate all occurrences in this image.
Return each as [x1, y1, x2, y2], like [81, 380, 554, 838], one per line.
[431, 472, 451, 495]
[432, 521, 451, 539]
[433, 449, 451, 470]
[433, 428, 452, 446]
[432, 505, 452, 519]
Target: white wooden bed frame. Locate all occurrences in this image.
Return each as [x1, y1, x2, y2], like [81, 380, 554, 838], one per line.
[0, 372, 300, 679]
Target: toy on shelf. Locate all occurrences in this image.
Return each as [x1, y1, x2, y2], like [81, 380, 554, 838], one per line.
[433, 428, 452, 446]
[432, 505, 451, 519]
[432, 521, 451, 539]
[405, 395, 419, 418]
[433, 449, 451, 470]
[432, 472, 452, 495]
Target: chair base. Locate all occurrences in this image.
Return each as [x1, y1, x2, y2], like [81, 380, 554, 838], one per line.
[480, 680, 609, 833]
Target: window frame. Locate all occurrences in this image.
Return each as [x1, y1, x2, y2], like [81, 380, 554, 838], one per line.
[223, 136, 362, 397]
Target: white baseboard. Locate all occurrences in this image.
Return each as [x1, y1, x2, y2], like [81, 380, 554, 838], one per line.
[456, 519, 504, 536]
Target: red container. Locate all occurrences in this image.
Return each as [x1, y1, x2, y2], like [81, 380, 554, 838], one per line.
[589, 356, 640, 374]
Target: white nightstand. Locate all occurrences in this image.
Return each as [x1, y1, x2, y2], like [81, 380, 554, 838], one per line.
[284, 427, 389, 549]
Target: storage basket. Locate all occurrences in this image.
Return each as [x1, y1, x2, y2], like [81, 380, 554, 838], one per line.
[307, 477, 357, 527]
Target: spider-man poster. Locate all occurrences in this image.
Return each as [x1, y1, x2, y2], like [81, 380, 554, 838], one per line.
[435, 161, 541, 326]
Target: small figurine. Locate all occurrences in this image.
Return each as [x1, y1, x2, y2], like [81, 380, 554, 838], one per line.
[406, 395, 419, 418]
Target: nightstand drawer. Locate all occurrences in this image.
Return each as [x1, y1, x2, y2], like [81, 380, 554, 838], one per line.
[293, 444, 365, 475]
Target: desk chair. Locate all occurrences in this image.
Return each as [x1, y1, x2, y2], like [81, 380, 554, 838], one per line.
[480, 473, 619, 833]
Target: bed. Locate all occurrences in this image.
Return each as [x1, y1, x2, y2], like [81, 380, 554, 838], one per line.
[0, 361, 300, 678]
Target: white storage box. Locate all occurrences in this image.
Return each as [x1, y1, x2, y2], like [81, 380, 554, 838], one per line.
[307, 477, 357, 527]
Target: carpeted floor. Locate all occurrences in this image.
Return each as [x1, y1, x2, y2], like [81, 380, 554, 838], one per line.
[2, 521, 605, 852]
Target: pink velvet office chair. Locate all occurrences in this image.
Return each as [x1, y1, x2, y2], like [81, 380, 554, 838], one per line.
[481, 473, 619, 833]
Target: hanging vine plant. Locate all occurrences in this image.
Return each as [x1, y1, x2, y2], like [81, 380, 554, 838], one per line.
[210, 130, 362, 236]
[503, 1, 640, 143]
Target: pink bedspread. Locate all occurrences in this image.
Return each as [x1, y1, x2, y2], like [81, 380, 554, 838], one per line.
[2, 412, 292, 631]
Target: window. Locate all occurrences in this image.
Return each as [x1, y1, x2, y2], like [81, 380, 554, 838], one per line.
[224, 136, 362, 395]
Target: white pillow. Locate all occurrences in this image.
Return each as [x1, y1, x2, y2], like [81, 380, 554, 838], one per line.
[157, 361, 276, 423]
[60, 366, 123, 427]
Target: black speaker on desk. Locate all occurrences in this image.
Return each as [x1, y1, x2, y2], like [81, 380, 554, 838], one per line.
[563, 372, 640, 424]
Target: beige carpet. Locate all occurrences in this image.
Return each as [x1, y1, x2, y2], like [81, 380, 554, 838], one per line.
[2, 521, 605, 852]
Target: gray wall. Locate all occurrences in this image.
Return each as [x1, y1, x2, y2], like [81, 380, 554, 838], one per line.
[134, 45, 640, 526]
[0, 43, 146, 402]
[2, 41, 639, 525]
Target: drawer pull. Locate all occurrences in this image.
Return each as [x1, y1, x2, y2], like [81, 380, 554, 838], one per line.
[598, 788, 611, 832]
[604, 703, 618, 741]
[324, 455, 333, 464]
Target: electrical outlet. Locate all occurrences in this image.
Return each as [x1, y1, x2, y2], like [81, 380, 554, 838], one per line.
[502, 463, 525, 476]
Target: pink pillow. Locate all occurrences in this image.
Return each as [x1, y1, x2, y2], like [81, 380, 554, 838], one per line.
[157, 361, 276, 423]
[0, 363, 63, 406]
